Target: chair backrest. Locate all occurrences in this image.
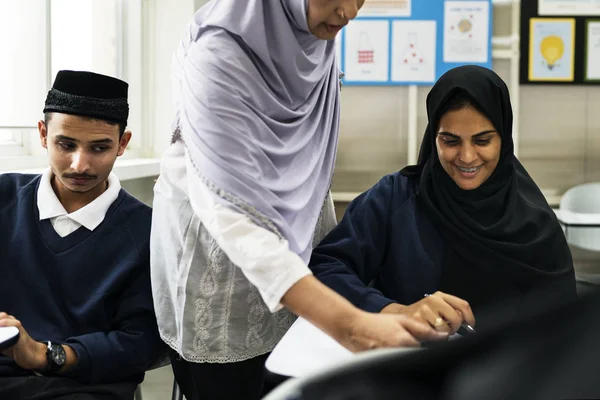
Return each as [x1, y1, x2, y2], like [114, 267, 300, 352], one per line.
[560, 183, 600, 214]
[559, 183, 600, 252]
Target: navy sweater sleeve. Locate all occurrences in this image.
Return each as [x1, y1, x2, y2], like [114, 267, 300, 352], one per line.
[0, 175, 163, 384]
[310, 174, 399, 313]
[61, 209, 162, 384]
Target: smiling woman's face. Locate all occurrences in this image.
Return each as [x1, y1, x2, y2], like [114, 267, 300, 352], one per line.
[307, 0, 365, 40]
[435, 106, 502, 191]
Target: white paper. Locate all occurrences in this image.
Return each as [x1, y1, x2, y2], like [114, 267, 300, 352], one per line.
[539, 0, 600, 16]
[265, 317, 353, 378]
[443, 1, 490, 63]
[266, 317, 432, 379]
[391, 20, 437, 83]
[360, 0, 411, 17]
[586, 22, 600, 80]
[0, 326, 19, 349]
[343, 20, 390, 82]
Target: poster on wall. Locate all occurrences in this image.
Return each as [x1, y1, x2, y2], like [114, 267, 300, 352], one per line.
[528, 18, 575, 82]
[343, 20, 390, 82]
[391, 20, 437, 83]
[443, 1, 490, 63]
[539, 0, 600, 16]
[585, 20, 600, 81]
[360, 0, 412, 17]
[339, 0, 493, 86]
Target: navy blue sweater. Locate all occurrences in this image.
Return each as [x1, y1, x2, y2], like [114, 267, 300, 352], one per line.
[0, 174, 162, 384]
[311, 173, 444, 313]
[310, 172, 573, 327]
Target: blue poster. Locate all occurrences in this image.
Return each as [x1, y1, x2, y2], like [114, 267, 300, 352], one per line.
[339, 0, 493, 86]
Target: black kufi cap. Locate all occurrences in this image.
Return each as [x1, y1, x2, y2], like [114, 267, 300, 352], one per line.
[43, 70, 129, 125]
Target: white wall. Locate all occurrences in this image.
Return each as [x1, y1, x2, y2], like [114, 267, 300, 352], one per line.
[121, 177, 156, 206]
[332, 9, 600, 199]
[138, 1, 599, 211]
[145, 0, 198, 158]
[146, 0, 211, 158]
[122, 0, 208, 203]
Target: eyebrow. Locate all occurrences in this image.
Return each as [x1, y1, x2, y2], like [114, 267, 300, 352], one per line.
[54, 135, 113, 144]
[438, 130, 496, 139]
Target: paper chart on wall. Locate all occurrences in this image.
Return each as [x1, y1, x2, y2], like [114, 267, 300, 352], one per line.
[443, 1, 490, 63]
[539, 0, 600, 16]
[343, 20, 390, 82]
[528, 18, 575, 82]
[585, 20, 600, 81]
[359, 0, 412, 17]
[391, 20, 437, 83]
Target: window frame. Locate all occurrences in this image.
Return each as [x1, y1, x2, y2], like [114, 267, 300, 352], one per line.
[0, 0, 148, 166]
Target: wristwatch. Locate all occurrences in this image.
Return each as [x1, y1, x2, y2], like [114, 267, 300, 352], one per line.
[45, 341, 66, 373]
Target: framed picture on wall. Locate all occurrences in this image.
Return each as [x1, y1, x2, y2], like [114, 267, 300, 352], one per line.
[528, 18, 575, 82]
[584, 19, 600, 82]
[538, 0, 600, 16]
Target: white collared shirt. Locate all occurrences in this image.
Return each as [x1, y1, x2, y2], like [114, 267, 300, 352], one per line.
[37, 168, 121, 237]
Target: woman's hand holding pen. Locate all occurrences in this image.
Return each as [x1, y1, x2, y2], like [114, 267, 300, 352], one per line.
[381, 291, 475, 335]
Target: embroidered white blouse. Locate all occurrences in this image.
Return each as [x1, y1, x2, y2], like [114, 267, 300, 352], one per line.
[150, 141, 337, 363]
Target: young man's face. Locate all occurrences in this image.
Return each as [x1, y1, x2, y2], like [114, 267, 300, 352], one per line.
[38, 113, 131, 200]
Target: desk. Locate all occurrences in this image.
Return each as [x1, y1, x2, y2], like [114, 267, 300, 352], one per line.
[265, 317, 419, 380]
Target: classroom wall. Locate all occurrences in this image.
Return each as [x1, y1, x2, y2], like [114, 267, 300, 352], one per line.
[332, 6, 600, 199]
[138, 2, 599, 215]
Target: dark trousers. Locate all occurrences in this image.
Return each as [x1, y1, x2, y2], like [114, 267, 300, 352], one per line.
[169, 350, 270, 400]
[0, 376, 137, 399]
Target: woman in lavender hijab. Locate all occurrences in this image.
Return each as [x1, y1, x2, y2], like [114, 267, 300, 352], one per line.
[150, 1, 445, 398]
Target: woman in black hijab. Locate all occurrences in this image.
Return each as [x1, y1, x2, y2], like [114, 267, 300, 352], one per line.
[310, 65, 576, 332]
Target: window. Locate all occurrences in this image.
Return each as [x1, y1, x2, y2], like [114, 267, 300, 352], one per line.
[0, 0, 143, 164]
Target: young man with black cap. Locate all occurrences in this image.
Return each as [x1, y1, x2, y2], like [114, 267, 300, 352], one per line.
[0, 70, 163, 399]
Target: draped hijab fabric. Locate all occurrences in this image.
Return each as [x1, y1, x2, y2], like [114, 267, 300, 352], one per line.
[172, 0, 340, 262]
[401, 65, 576, 326]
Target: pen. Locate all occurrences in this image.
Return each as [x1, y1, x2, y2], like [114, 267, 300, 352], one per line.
[423, 294, 476, 336]
[457, 323, 476, 336]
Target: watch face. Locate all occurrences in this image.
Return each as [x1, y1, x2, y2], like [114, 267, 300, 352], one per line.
[54, 351, 66, 365]
[47, 342, 67, 371]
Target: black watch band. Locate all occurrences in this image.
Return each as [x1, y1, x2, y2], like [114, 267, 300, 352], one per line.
[45, 341, 66, 373]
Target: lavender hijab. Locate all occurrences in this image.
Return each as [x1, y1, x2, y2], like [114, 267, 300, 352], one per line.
[172, 0, 340, 263]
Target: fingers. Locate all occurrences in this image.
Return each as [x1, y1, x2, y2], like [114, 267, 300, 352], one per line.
[417, 305, 452, 334]
[435, 292, 476, 326]
[395, 314, 448, 343]
[392, 329, 420, 348]
[425, 295, 463, 333]
[0, 315, 21, 329]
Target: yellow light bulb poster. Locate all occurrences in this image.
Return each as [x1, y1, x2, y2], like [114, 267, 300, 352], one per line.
[529, 18, 575, 82]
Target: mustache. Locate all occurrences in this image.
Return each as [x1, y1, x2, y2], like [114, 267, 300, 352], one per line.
[62, 173, 96, 180]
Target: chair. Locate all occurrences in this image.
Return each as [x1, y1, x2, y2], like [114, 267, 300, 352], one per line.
[134, 352, 184, 400]
[134, 379, 183, 400]
[558, 183, 600, 252]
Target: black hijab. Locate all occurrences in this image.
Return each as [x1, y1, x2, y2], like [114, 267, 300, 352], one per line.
[401, 66, 576, 328]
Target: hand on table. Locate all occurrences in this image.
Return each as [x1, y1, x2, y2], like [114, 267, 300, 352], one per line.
[381, 291, 475, 335]
[339, 310, 449, 352]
